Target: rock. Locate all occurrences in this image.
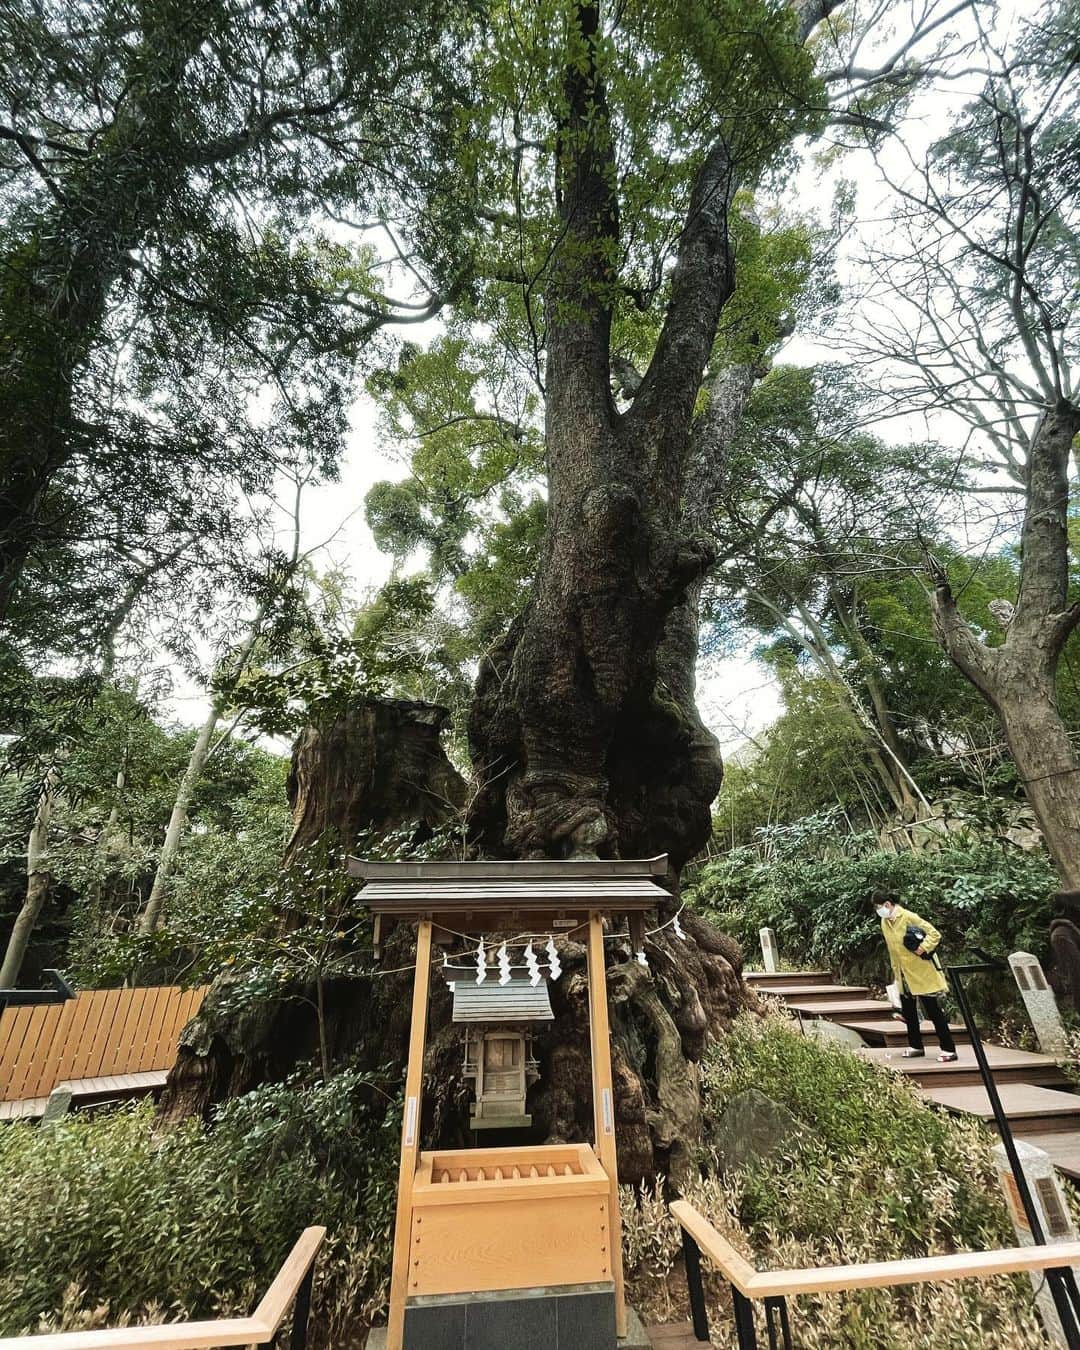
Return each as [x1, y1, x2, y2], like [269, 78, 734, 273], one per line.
[707, 1087, 808, 1174]
[804, 1018, 868, 1050]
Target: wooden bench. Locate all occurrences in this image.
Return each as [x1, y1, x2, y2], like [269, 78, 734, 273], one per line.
[0, 1071, 170, 1122]
[670, 1199, 1080, 1348]
[0, 1226, 325, 1349]
[0, 987, 207, 1120]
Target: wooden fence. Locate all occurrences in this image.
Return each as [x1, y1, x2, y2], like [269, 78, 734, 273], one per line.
[0, 985, 208, 1103]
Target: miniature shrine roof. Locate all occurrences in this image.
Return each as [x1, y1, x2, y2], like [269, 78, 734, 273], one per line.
[450, 978, 554, 1023]
[346, 855, 671, 927]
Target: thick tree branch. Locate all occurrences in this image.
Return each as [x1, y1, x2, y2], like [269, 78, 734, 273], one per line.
[1013, 399, 1080, 635]
[544, 1, 619, 443]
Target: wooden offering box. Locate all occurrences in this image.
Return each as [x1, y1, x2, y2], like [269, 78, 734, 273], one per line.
[409, 1143, 613, 1298]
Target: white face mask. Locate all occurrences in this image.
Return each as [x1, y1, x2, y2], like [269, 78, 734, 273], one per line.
[876, 905, 892, 919]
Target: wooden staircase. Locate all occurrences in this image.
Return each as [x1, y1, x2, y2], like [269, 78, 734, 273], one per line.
[746, 969, 1080, 1181]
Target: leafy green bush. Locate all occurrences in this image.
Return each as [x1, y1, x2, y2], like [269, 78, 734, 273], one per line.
[623, 1012, 1047, 1347]
[701, 1012, 1010, 1252]
[690, 842, 1058, 988]
[0, 1073, 398, 1344]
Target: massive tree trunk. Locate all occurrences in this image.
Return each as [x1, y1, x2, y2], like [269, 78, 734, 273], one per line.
[464, 0, 836, 1176]
[468, 5, 737, 872]
[931, 400, 1080, 994]
[284, 700, 468, 859]
[158, 697, 467, 1124]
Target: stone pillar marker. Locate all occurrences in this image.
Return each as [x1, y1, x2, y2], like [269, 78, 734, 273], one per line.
[993, 1140, 1080, 1348]
[39, 1085, 73, 1130]
[1010, 951, 1067, 1055]
[759, 927, 779, 974]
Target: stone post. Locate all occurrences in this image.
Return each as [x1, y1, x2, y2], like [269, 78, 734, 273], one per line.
[1010, 951, 1067, 1055]
[39, 1085, 73, 1129]
[759, 927, 779, 974]
[993, 1140, 1080, 1348]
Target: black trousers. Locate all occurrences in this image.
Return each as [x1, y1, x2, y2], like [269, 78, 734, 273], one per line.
[900, 991, 957, 1053]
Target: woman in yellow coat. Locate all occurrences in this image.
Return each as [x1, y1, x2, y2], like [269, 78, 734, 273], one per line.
[874, 891, 958, 1063]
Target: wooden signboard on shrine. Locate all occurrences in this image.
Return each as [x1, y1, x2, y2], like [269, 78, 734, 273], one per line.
[347, 855, 670, 1350]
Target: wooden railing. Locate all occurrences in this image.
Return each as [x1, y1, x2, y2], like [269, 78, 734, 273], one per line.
[0, 986, 207, 1105]
[671, 1200, 1080, 1349]
[0, 1227, 325, 1350]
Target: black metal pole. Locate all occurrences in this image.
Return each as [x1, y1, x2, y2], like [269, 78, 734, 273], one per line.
[288, 1265, 314, 1350]
[731, 1287, 759, 1349]
[948, 963, 1080, 1346]
[681, 1227, 711, 1342]
[764, 1296, 792, 1350]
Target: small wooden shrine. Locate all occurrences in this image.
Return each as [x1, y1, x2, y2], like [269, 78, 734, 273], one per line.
[348, 854, 671, 1350]
[447, 971, 552, 1129]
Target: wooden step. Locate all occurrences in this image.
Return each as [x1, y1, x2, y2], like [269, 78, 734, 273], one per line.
[1015, 1132, 1080, 1183]
[922, 1084, 1080, 1134]
[756, 983, 871, 1005]
[744, 970, 832, 988]
[647, 1323, 707, 1348]
[839, 1017, 970, 1047]
[862, 1044, 1069, 1090]
[786, 998, 897, 1022]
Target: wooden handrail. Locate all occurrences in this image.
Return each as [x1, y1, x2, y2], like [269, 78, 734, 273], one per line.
[670, 1200, 1080, 1300]
[0, 1227, 326, 1350]
[252, 1226, 326, 1327]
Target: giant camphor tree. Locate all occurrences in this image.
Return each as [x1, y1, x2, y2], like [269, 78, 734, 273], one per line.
[458, 0, 973, 872]
[465, 0, 829, 870]
[162, 0, 982, 1175]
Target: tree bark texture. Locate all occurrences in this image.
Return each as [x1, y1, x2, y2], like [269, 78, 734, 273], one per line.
[0, 771, 56, 988]
[931, 400, 1080, 994]
[468, 4, 736, 872]
[284, 699, 467, 860]
[158, 696, 466, 1123]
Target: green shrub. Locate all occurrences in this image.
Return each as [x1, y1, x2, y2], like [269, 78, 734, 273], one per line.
[690, 843, 1058, 993]
[623, 1012, 1048, 1347]
[701, 1012, 1011, 1252]
[0, 1072, 398, 1343]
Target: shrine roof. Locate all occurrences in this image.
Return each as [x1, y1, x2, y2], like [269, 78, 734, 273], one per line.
[346, 855, 671, 920]
[450, 978, 555, 1023]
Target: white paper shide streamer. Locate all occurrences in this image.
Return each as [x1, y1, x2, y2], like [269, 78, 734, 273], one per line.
[497, 940, 511, 986]
[545, 935, 562, 981]
[475, 937, 487, 985]
[672, 912, 686, 940]
[524, 941, 542, 987]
